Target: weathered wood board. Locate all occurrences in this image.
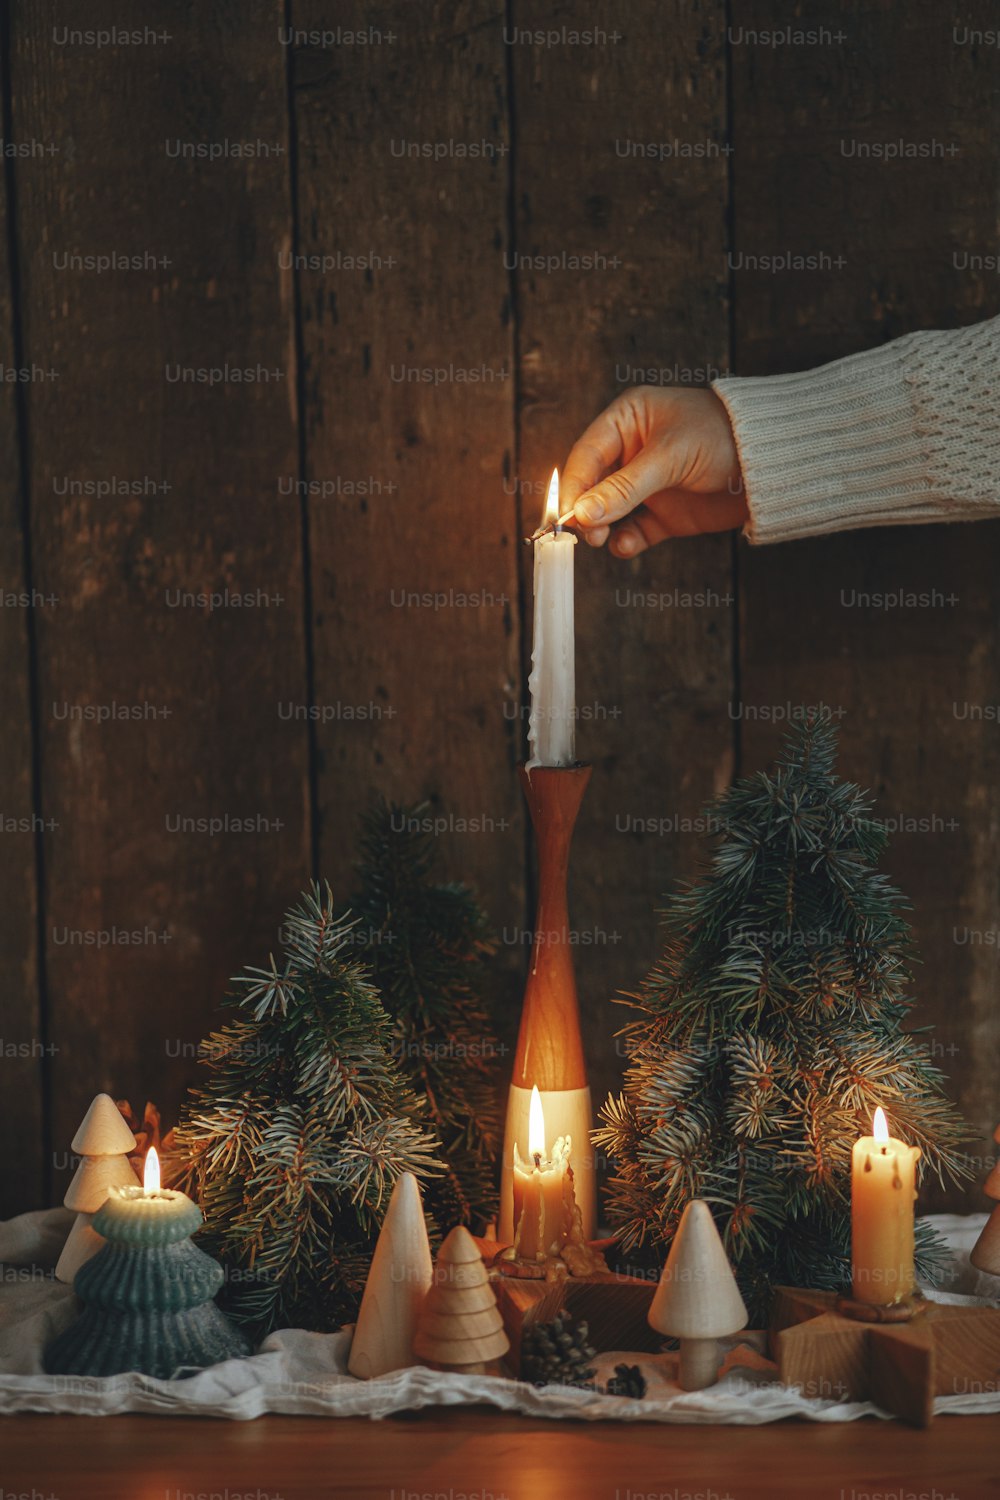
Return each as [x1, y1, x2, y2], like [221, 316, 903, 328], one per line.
[730, 5, 1000, 1206]
[508, 0, 735, 1124]
[6, 2, 309, 1183]
[288, 0, 525, 982]
[0, 48, 43, 1213]
[0, 4, 995, 1222]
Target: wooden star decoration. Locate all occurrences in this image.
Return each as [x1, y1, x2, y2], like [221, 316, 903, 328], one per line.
[770, 1286, 1000, 1427]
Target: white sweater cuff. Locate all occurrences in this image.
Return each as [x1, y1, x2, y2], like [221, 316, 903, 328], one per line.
[712, 339, 948, 546]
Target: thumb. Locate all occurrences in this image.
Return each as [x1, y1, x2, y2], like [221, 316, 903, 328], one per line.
[572, 442, 681, 528]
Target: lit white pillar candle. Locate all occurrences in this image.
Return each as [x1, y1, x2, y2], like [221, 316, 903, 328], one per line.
[527, 469, 576, 768]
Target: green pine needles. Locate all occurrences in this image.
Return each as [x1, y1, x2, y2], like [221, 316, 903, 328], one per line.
[171, 884, 442, 1337]
[595, 715, 970, 1320]
[348, 800, 503, 1232]
[170, 804, 502, 1337]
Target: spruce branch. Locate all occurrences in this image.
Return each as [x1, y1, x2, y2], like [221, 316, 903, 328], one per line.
[599, 715, 972, 1320]
[169, 889, 443, 1336]
[347, 799, 503, 1231]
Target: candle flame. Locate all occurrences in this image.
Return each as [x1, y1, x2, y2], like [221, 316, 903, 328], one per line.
[528, 1084, 546, 1158]
[542, 468, 560, 528]
[872, 1107, 889, 1144]
[144, 1146, 161, 1192]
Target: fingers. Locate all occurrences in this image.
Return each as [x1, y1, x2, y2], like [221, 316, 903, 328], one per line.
[608, 510, 671, 558]
[560, 403, 633, 513]
[582, 522, 611, 548]
[559, 387, 748, 556]
[571, 443, 675, 530]
[560, 387, 664, 513]
[600, 488, 750, 557]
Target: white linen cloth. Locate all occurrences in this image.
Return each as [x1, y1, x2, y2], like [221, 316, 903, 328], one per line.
[0, 1209, 996, 1423]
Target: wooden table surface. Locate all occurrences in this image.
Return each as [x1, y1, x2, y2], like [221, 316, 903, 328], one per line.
[3, 1411, 998, 1500]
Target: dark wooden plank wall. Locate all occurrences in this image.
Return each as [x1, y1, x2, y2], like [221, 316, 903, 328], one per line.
[731, 3, 1000, 1207]
[508, 0, 735, 1127]
[5, 1, 310, 1207]
[0, 24, 44, 1209]
[290, 0, 525, 962]
[0, 5, 996, 1215]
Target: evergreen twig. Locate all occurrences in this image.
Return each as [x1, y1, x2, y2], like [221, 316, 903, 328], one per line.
[595, 715, 971, 1321]
[170, 887, 443, 1337]
[347, 799, 503, 1230]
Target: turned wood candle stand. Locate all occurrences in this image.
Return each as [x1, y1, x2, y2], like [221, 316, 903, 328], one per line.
[499, 763, 596, 1245]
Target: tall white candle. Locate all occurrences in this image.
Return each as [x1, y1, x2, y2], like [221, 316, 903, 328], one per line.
[527, 469, 576, 768]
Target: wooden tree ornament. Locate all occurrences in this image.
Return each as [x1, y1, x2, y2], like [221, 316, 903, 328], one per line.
[348, 1172, 433, 1378]
[55, 1094, 140, 1284]
[648, 1199, 749, 1391]
[970, 1121, 1000, 1275]
[413, 1225, 509, 1375]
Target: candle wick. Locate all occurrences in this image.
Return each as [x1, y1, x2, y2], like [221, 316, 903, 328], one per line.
[533, 1153, 541, 1169]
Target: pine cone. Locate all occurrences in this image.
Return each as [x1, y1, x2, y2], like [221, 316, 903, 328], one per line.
[521, 1312, 597, 1389]
[605, 1362, 647, 1399]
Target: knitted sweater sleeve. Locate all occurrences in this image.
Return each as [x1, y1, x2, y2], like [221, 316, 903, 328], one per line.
[711, 314, 1000, 545]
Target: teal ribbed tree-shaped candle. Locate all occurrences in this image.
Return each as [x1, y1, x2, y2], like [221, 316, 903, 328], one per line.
[45, 1149, 250, 1379]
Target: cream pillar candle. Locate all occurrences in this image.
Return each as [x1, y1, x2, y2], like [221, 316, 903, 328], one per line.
[511, 1085, 572, 1261]
[851, 1106, 921, 1306]
[500, 1084, 593, 1243]
[527, 469, 576, 769]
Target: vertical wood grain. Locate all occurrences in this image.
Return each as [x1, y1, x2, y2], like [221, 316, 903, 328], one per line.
[1, 2, 995, 1226]
[289, 2, 524, 963]
[508, 1, 735, 1124]
[730, 5, 1000, 1207]
[7, 2, 309, 1185]
[0, 37, 44, 1214]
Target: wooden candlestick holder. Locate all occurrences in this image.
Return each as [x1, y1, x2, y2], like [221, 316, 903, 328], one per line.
[770, 1285, 1000, 1427]
[499, 763, 595, 1243]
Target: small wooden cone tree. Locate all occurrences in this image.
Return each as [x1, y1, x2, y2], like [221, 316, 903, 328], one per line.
[648, 1199, 748, 1391]
[413, 1225, 509, 1375]
[348, 1172, 433, 1378]
[55, 1094, 139, 1284]
[971, 1122, 1000, 1276]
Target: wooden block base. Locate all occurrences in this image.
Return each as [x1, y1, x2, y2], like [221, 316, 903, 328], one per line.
[495, 1273, 660, 1375]
[770, 1286, 1000, 1427]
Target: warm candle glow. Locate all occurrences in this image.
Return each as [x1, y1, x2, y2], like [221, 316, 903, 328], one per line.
[851, 1107, 920, 1306]
[511, 1084, 573, 1261]
[144, 1146, 161, 1193]
[542, 468, 560, 528]
[528, 1084, 545, 1158]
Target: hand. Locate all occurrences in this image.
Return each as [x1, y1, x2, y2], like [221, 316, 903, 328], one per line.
[561, 387, 748, 556]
